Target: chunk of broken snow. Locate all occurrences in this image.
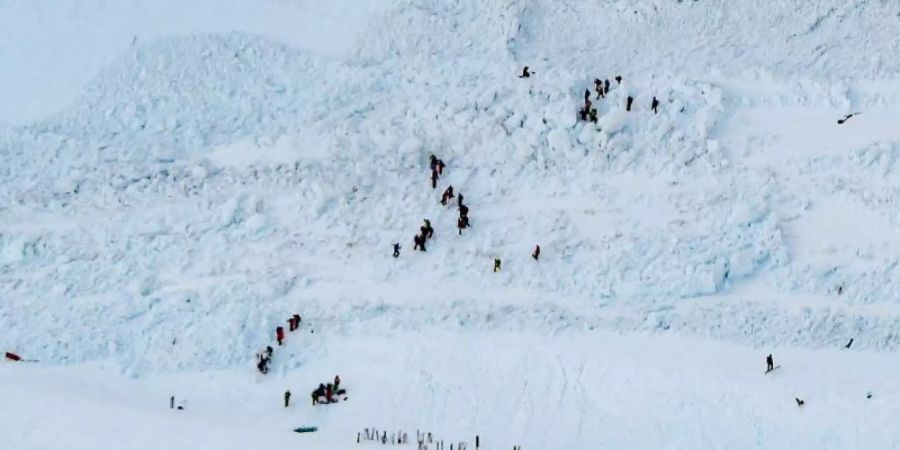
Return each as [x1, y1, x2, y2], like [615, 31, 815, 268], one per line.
[597, 110, 628, 135]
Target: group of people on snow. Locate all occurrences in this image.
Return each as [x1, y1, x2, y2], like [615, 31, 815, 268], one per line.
[311, 375, 346, 405]
[257, 313, 302, 374]
[577, 74, 660, 121]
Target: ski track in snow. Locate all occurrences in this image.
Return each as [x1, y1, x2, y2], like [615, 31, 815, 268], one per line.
[3, 0, 900, 448]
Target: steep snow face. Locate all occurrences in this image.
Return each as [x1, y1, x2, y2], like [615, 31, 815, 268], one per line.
[4, 0, 900, 373]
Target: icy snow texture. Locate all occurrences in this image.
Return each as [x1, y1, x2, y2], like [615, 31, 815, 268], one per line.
[3, 0, 900, 371]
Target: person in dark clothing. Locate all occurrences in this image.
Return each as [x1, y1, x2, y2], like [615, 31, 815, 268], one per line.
[287, 317, 296, 332]
[436, 159, 445, 176]
[458, 193, 464, 207]
[651, 96, 659, 114]
[766, 354, 774, 372]
[441, 185, 455, 205]
[393, 242, 401, 258]
[293, 314, 301, 327]
[276, 326, 285, 346]
[459, 204, 469, 218]
[588, 108, 598, 123]
[604, 79, 611, 94]
[519, 66, 531, 78]
[431, 170, 438, 189]
[423, 219, 433, 239]
[312, 383, 326, 405]
[615, 75, 622, 85]
[325, 384, 334, 403]
[584, 89, 591, 104]
[257, 357, 269, 374]
[334, 375, 341, 391]
[532, 245, 541, 260]
[493, 258, 502, 272]
[429, 154, 438, 171]
[457, 216, 466, 235]
[413, 234, 426, 252]
[594, 79, 604, 99]
[265, 346, 273, 359]
[284, 390, 292, 407]
[626, 96, 634, 111]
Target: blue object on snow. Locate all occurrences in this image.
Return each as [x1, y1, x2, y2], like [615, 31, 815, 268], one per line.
[293, 427, 318, 433]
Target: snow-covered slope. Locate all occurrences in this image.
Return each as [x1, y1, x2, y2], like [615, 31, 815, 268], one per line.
[3, 0, 900, 448]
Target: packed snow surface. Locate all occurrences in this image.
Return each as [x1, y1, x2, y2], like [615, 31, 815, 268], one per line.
[3, 0, 900, 448]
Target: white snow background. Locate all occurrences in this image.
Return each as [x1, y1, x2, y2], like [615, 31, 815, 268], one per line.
[2, 0, 900, 448]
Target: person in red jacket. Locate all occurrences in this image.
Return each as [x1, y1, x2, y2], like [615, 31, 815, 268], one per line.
[276, 326, 285, 346]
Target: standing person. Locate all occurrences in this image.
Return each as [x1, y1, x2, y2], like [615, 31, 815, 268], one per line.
[457, 216, 466, 235]
[441, 185, 454, 205]
[276, 326, 285, 346]
[413, 234, 427, 252]
[334, 375, 341, 391]
[423, 219, 433, 239]
[459, 204, 469, 219]
[626, 96, 634, 112]
[431, 170, 438, 189]
[393, 243, 401, 258]
[458, 192, 464, 207]
[293, 314, 301, 327]
[615, 75, 622, 85]
[287, 316, 296, 332]
[325, 384, 334, 403]
[584, 89, 591, 104]
[604, 79, 611, 94]
[493, 258, 502, 272]
[595, 79, 605, 99]
[284, 390, 292, 408]
[436, 159, 446, 176]
[766, 354, 774, 372]
[429, 154, 438, 171]
[651, 96, 660, 114]
[532, 245, 541, 260]
[265, 345, 274, 359]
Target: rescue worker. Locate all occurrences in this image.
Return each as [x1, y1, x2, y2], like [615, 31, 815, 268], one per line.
[651, 96, 659, 114]
[284, 390, 292, 407]
[276, 326, 285, 346]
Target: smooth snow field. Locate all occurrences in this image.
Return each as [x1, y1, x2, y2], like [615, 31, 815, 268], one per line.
[3, 0, 900, 449]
